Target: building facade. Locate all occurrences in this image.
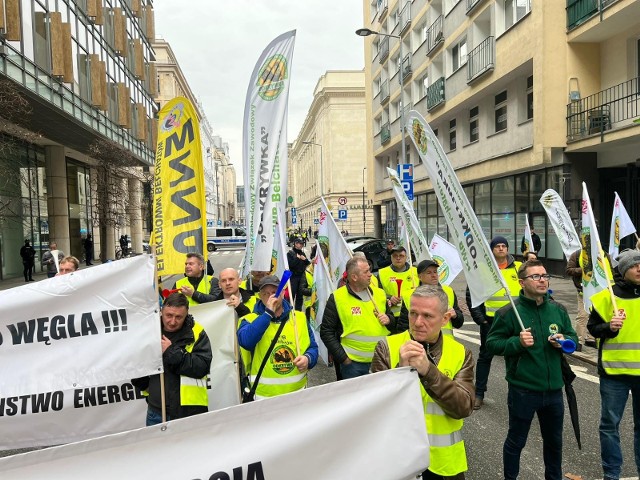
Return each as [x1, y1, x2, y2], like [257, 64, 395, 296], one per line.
[289, 70, 375, 236]
[0, 0, 157, 278]
[362, 0, 640, 272]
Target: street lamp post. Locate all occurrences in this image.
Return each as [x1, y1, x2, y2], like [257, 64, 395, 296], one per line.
[356, 28, 407, 165]
[362, 167, 366, 235]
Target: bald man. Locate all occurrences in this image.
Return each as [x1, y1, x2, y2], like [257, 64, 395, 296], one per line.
[190, 268, 256, 317]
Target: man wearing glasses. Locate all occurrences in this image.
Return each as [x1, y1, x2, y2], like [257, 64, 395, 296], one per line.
[487, 259, 577, 480]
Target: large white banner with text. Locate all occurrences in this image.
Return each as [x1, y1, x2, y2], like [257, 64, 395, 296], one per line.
[0, 369, 429, 480]
[0, 256, 161, 398]
[0, 301, 238, 449]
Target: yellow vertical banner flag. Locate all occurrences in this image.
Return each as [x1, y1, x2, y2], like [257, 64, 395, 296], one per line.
[153, 97, 206, 276]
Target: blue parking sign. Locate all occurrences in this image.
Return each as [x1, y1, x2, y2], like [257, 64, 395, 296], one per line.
[338, 209, 347, 221]
[397, 163, 414, 201]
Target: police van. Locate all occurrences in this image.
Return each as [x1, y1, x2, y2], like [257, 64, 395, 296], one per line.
[206, 226, 247, 252]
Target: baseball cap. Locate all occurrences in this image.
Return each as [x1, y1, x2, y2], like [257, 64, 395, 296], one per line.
[259, 275, 281, 290]
[417, 259, 439, 274]
[391, 245, 407, 254]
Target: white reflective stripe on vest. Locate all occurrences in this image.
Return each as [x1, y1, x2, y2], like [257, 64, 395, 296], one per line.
[181, 376, 207, 388]
[602, 361, 640, 370]
[343, 345, 374, 359]
[441, 328, 453, 336]
[344, 333, 387, 343]
[602, 343, 640, 350]
[426, 402, 446, 415]
[250, 373, 307, 385]
[428, 430, 463, 447]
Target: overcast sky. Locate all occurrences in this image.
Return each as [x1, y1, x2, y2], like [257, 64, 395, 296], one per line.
[154, 1, 366, 181]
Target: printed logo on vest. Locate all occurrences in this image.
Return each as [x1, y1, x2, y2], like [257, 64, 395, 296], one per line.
[271, 344, 296, 375]
[351, 306, 362, 315]
[617, 308, 627, 319]
[548, 323, 559, 336]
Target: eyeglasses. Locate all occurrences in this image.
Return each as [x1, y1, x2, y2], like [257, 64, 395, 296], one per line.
[523, 274, 550, 281]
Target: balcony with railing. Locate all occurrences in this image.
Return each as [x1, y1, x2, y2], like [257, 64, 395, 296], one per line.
[379, 0, 389, 20]
[379, 36, 389, 63]
[399, 53, 412, 83]
[403, 102, 413, 119]
[380, 80, 390, 104]
[566, 0, 621, 30]
[467, 0, 487, 14]
[426, 16, 444, 56]
[467, 37, 495, 83]
[400, 3, 411, 34]
[381, 122, 391, 144]
[426, 77, 445, 110]
[566, 76, 640, 141]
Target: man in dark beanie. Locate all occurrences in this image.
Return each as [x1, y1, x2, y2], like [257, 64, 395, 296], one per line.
[588, 248, 640, 480]
[466, 235, 521, 410]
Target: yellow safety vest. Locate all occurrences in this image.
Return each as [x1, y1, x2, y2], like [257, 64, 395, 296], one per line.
[244, 310, 311, 399]
[179, 322, 209, 407]
[378, 266, 418, 316]
[591, 290, 640, 376]
[335, 286, 389, 363]
[401, 284, 456, 336]
[387, 331, 467, 476]
[236, 295, 260, 376]
[484, 262, 521, 317]
[303, 270, 314, 310]
[176, 276, 210, 306]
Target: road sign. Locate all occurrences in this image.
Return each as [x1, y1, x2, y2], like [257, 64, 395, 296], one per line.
[291, 207, 297, 215]
[292, 216, 297, 224]
[338, 196, 347, 206]
[397, 163, 414, 201]
[287, 196, 293, 204]
[314, 219, 319, 225]
[206, 219, 215, 228]
[338, 209, 347, 221]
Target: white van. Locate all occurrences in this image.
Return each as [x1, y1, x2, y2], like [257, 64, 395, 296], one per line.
[206, 226, 247, 252]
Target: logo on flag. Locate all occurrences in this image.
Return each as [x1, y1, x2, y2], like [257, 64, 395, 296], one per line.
[411, 119, 428, 154]
[257, 54, 288, 101]
[351, 307, 362, 315]
[160, 102, 184, 132]
[432, 255, 450, 283]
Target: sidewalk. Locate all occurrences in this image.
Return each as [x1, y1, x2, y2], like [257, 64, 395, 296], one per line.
[0, 262, 99, 291]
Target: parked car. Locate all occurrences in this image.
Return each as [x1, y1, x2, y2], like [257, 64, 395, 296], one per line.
[350, 238, 387, 273]
[344, 235, 378, 244]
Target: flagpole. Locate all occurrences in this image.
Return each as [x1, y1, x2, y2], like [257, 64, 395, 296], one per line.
[150, 244, 167, 423]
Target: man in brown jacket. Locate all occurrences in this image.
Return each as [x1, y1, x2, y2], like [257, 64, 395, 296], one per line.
[566, 248, 596, 349]
[371, 285, 475, 479]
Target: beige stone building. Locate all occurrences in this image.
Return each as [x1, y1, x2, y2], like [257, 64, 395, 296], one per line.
[289, 70, 374, 235]
[361, 0, 640, 272]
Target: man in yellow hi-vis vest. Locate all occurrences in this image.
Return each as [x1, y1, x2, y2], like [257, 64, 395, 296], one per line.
[588, 249, 640, 480]
[372, 285, 475, 479]
[466, 236, 521, 410]
[174, 253, 220, 306]
[132, 292, 212, 426]
[321, 256, 396, 380]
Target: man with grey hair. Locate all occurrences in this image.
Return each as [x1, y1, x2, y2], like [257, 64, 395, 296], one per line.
[321, 256, 396, 379]
[588, 248, 640, 480]
[372, 285, 475, 479]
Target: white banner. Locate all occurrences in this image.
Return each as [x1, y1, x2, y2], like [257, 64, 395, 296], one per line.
[429, 234, 463, 286]
[0, 301, 238, 449]
[318, 197, 352, 288]
[581, 183, 611, 310]
[388, 167, 431, 263]
[272, 206, 290, 279]
[522, 214, 534, 254]
[608, 191, 636, 260]
[310, 247, 332, 364]
[0, 256, 161, 398]
[243, 31, 295, 276]
[0, 369, 429, 480]
[539, 189, 581, 260]
[406, 111, 503, 307]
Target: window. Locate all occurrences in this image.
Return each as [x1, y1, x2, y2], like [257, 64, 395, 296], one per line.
[452, 38, 467, 72]
[526, 75, 533, 120]
[469, 106, 479, 143]
[422, 73, 429, 98]
[505, 0, 531, 30]
[449, 119, 456, 151]
[495, 90, 508, 132]
[33, 11, 50, 71]
[374, 77, 381, 97]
